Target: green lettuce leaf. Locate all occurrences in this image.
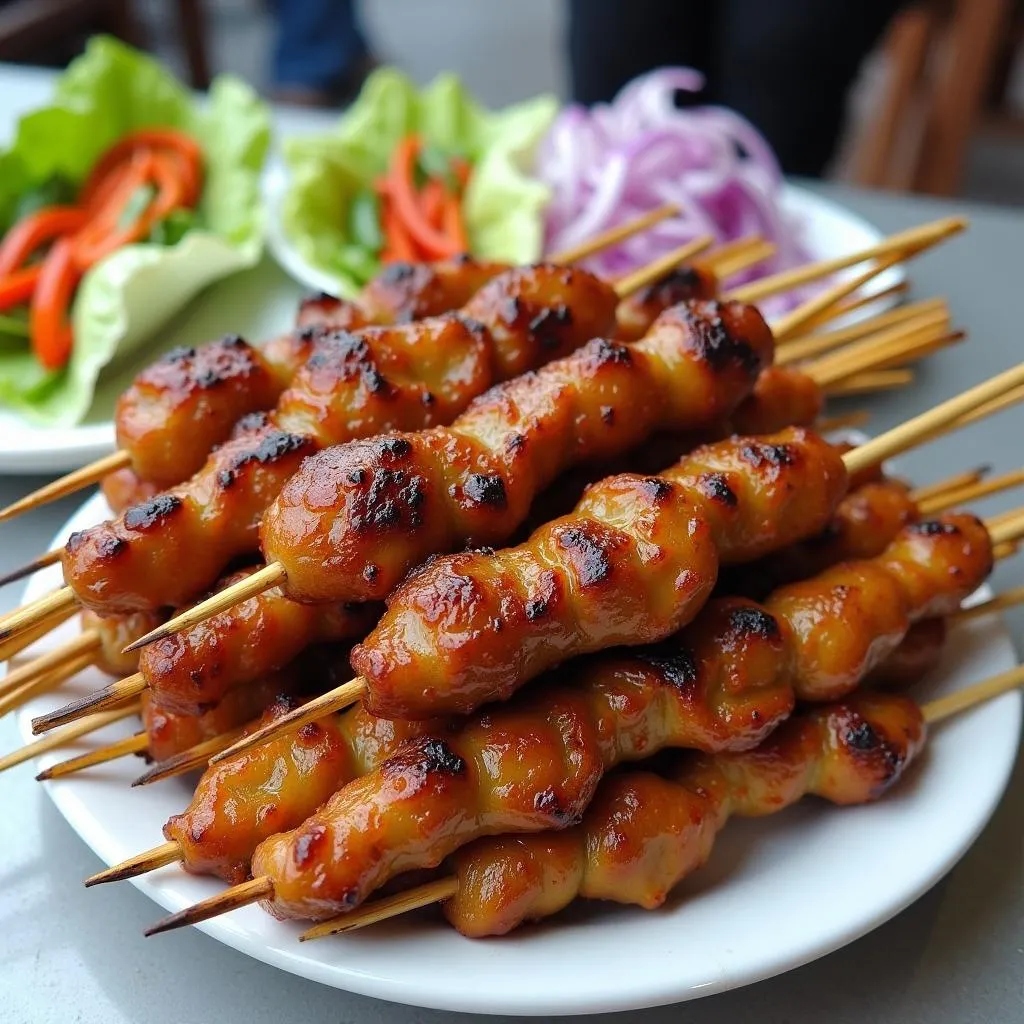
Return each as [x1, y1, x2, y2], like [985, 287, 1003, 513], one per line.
[281, 67, 556, 298]
[0, 36, 270, 426]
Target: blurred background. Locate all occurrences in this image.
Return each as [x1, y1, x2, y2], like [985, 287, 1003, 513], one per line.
[1, 0, 1022, 203]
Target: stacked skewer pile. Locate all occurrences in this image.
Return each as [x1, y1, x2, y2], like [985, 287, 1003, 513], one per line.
[0, 210, 1022, 947]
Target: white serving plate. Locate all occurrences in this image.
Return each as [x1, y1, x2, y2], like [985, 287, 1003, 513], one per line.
[10, 491, 1020, 1016]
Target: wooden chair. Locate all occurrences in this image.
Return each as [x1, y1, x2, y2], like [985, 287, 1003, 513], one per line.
[0, 0, 211, 89]
[853, 0, 1021, 195]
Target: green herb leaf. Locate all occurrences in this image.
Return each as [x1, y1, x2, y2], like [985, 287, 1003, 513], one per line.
[347, 189, 383, 253]
[9, 175, 76, 226]
[149, 208, 198, 246]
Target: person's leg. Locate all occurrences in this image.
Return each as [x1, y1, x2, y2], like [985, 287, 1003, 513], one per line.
[567, 0, 715, 104]
[715, 0, 905, 176]
[269, 0, 369, 101]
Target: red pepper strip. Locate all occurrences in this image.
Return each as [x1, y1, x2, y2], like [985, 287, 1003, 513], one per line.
[419, 179, 446, 229]
[379, 194, 417, 263]
[76, 151, 185, 268]
[30, 238, 80, 370]
[0, 265, 41, 311]
[79, 129, 203, 209]
[71, 150, 154, 269]
[0, 206, 89, 278]
[388, 136, 460, 259]
[441, 189, 469, 253]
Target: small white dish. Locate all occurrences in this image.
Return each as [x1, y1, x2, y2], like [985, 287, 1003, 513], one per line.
[10, 491, 1019, 1016]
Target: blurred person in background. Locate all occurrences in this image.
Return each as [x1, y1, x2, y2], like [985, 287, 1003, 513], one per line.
[268, 0, 375, 105]
[567, 0, 906, 176]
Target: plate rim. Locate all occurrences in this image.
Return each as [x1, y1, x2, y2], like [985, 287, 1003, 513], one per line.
[11, 489, 1021, 1016]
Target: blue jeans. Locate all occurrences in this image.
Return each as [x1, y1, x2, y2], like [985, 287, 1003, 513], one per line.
[269, 0, 368, 92]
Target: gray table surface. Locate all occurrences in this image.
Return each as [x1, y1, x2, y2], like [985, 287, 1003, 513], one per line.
[1, 69, 1022, 1024]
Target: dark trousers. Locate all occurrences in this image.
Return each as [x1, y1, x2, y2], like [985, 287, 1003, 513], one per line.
[567, 0, 906, 176]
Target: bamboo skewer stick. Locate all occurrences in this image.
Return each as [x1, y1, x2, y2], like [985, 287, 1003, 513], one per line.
[0, 649, 97, 719]
[0, 601, 77, 664]
[770, 251, 910, 341]
[707, 240, 777, 279]
[0, 630, 100, 699]
[0, 549, 63, 590]
[132, 728, 247, 786]
[776, 298, 947, 366]
[0, 703, 140, 774]
[952, 586, 1024, 624]
[917, 468, 1024, 516]
[36, 732, 148, 781]
[0, 587, 79, 644]
[85, 842, 182, 888]
[909, 467, 991, 505]
[0, 451, 131, 526]
[32, 672, 146, 735]
[797, 280, 910, 333]
[727, 216, 967, 304]
[825, 370, 915, 397]
[144, 660, 1023, 940]
[548, 204, 681, 263]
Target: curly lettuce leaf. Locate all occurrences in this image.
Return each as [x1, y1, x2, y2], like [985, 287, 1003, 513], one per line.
[0, 36, 270, 427]
[281, 67, 556, 298]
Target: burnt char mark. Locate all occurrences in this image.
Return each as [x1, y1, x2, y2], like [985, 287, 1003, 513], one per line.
[158, 345, 196, 364]
[462, 473, 508, 510]
[233, 411, 270, 435]
[528, 304, 573, 350]
[908, 520, 961, 537]
[727, 605, 782, 641]
[525, 597, 548, 620]
[379, 437, 413, 461]
[304, 332, 395, 398]
[636, 644, 700, 691]
[218, 431, 313, 488]
[845, 720, 880, 751]
[292, 823, 329, 868]
[66, 528, 128, 559]
[698, 472, 738, 507]
[124, 495, 183, 532]
[586, 337, 633, 368]
[682, 303, 761, 378]
[416, 737, 467, 776]
[533, 787, 577, 825]
[600, 405, 615, 425]
[556, 526, 613, 587]
[637, 266, 704, 306]
[638, 477, 674, 503]
[351, 459, 427, 534]
[739, 442, 797, 470]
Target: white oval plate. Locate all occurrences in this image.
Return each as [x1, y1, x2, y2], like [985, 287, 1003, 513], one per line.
[0, 183, 901, 475]
[11, 491, 1019, 1016]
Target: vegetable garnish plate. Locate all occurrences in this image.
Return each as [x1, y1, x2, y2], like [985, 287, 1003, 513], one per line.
[11, 491, 1019, 1017]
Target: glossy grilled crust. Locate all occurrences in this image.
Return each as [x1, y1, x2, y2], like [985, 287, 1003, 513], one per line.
[614, 264, 719, 342]
[728, 366, 824, 435]
[250, 598, 798, 920]
[100, 467, 160, 515]
[352, 428, 847, 719]
[79, 608, 165, 677]
[140, 673, 298, 763]
[444, 694, 925, 936]
[165, 700, 445, 884]
[64, 265, 619, 613]
[264, 299, 774, 603]
[359, 256, 508, 323]
[137, 568, 380, 716]
[719, 478, 919, 600]
[110, 260, 497, 487]
[766, 513, 991, 701]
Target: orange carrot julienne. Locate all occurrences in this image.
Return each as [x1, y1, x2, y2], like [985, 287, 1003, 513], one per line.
[0, 265, 41, 311]
[388, 136, 461, 259]
[30, 238, 80, 370]
[0, 206, 88, 278]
